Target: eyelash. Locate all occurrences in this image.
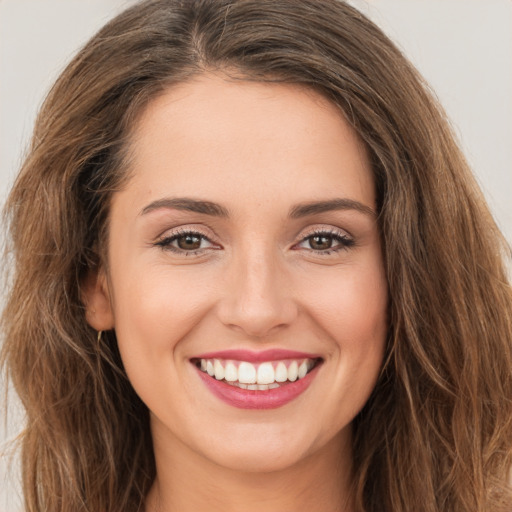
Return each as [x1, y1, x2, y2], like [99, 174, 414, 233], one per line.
[295, 228, 355, 255]
[154, 228, 355, 256]
[154, 228, 215, 256]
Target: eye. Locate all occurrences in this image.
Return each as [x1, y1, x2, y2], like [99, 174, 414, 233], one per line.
[173, 233, 206, 251]
[154, 229, 217, 255]
[296, 229, 354, 254]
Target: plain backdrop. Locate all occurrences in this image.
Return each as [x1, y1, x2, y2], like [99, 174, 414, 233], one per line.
[1, 1, 511, 510]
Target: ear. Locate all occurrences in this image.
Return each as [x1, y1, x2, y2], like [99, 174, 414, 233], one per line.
[82, 268, 115, 331]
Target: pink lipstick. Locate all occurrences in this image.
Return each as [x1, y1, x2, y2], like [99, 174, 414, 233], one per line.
[191, 349, 322, 410]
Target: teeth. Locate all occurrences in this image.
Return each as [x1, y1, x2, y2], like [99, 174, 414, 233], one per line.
[288, 361, 298, 382]
[224, 362, 238, 382]
[198, 357, 319, 387]
[214, 359, 225, 380]
[225, 381, 283, 391]
[238, 362, 257, 384]
[257, 362, 275, 384]
[298, 360, 308, 379]
[275, 362, 288, 382]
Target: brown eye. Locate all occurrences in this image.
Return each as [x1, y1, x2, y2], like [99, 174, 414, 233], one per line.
[155, 230, 216, 253]
[296, 230, 354, 254]
[177, 234, 202, 250]
[308, 235, 334, 251]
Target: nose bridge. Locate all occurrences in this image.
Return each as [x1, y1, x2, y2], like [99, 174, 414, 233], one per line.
[217, 240, 297, 337]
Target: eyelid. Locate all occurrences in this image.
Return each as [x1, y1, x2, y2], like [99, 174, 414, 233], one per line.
[152, 224, 355, 256]
[298, 225, 352, 240]
[154, 223, 217, 242]
[292, 225, 355, 254]
[153, 225, 222, 254]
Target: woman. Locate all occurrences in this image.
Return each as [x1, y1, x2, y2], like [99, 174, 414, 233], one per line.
[2, 0, 511, 511]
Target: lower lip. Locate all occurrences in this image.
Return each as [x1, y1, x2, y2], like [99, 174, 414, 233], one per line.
[195, 364, 321, 410]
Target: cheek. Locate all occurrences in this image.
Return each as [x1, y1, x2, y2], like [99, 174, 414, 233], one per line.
[109, 264, 218, 368]
[302, 259, 388, 345]
[109, 267, 221, 417]
[301, 259, 388, 398]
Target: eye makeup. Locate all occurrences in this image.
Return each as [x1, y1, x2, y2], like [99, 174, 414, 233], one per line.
[293, 227, 355, 255]
[154, 227, 220, 256]
[153, 225, 355, 258]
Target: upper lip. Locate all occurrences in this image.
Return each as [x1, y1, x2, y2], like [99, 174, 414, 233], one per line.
[191, 349, 322, 363]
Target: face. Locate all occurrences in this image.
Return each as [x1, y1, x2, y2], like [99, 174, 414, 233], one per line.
[86, 74, 388, 473]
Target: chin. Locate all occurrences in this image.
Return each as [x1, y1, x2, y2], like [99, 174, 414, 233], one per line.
[194, 424, 330, 474]
[207, 445, 307, 473]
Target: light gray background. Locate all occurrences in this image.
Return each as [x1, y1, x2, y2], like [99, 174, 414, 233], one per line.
[1, 1, 511, 510]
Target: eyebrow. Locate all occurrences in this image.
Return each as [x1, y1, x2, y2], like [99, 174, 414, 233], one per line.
[140, 197, 376, 218]
[289, 198, 376, 218]
[140, 197, 230, 217]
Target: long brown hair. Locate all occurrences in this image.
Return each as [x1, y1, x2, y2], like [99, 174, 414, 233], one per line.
[2, 1, 511, 511]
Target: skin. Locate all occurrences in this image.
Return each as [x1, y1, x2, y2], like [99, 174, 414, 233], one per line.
[85, 73, 388, 512]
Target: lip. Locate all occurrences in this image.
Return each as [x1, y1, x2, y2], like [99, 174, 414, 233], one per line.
[192, 349, 322, 363]
[194, 360, 322, 410]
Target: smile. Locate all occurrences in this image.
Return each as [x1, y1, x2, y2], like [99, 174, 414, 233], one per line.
[195, 358, 319, 389]
[191, 351, 323, 409]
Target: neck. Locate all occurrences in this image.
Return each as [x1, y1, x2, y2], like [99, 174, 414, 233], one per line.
[145, 423, 355, 512]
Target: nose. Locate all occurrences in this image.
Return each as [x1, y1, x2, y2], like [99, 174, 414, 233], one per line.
[216, 246, 298, 338]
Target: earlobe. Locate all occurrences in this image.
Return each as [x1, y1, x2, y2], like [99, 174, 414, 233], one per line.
[82, 268, 115, 331]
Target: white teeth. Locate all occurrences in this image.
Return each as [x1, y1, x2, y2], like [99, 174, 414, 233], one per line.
[238, 362, 257, 384]
[287, 361, 298, 382]
[275, 362, 288, 382]
[257, 362, 275, 384]
[224, 362, 238, 382]
[198, 357, 319, 386]
[214, 359, 225, 380]
[298, 360, 308, 379]
[225, 381, 280, 391]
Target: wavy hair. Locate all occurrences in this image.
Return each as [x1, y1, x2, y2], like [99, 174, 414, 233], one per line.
[2, 1, 511, 511]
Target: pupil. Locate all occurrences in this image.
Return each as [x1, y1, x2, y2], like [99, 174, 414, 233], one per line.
[178, 234, 201, 250]
[310, 235, 332, 250]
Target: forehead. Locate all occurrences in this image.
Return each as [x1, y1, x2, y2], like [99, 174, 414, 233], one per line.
[121, 74, 375, 213]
